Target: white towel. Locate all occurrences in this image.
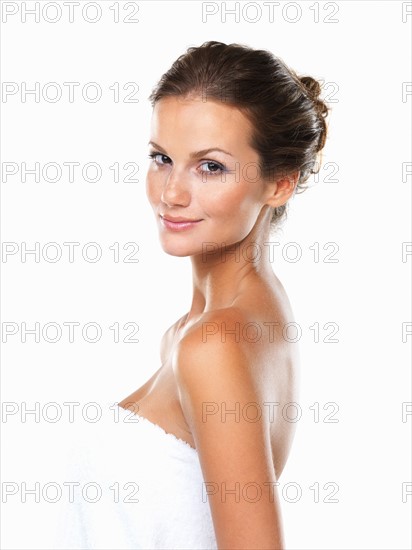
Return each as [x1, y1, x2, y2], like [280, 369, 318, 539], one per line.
[54, 403, 218, 549]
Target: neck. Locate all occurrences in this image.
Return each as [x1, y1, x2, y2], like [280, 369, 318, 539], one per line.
[188, 206, 277, 317]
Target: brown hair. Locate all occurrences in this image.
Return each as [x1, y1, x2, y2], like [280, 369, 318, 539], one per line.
[148, 41, 330, 229]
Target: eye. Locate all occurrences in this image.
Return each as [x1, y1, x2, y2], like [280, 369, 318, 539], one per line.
[148, 152, 171, 165]
[199, 161, 226, 175]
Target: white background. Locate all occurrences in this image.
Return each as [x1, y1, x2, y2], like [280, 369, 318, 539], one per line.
[1, 1, 411, 549]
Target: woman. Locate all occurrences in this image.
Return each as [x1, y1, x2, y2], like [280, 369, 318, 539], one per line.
[117, 40, 330, 549]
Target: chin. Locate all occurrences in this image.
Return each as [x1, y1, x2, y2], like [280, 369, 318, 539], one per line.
[158, 237, 201, 258]
[161, 246, 193, 258]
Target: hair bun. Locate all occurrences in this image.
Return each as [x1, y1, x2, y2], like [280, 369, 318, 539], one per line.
[300, 76, 321, 99]
[300, 75, 329, 120]
[298, 75, 329, 151]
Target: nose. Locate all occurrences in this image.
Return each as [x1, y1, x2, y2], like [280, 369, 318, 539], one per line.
[160, 167, 191, 207]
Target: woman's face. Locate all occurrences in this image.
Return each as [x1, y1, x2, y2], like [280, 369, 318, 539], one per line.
[146, 95, 272, 257]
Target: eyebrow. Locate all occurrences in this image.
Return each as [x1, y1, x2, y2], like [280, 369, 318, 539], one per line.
[148, 141, 234, 158]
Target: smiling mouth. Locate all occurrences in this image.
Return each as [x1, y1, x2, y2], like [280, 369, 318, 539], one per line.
[159, 214, 203, 231]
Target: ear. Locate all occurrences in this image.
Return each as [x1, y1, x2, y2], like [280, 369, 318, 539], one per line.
[264, 170, 300, 209]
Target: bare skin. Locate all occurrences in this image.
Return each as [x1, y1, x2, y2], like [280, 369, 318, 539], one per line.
[118, 278, 299, 477]
[118, 95, 301, 549]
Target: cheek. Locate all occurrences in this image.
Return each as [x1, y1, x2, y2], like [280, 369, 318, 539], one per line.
[203, 179, 261, 222]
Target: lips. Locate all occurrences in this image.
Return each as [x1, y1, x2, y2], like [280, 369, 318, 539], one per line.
[159, 214, 203, 231]
[160, 214, 202, 223]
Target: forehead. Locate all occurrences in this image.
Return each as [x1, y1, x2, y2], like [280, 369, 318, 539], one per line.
[150, 96, 256, 158]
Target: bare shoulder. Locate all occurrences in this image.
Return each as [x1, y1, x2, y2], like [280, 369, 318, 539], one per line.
[173, 306, 278, 427]
[174, 308, 261, 441]
[175, 306, 257, 376]
[175, 294, 295, 381]
[173, 307, 285, 547]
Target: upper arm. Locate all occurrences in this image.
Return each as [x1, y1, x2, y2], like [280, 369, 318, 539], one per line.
[174, 313, 285, 550]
